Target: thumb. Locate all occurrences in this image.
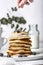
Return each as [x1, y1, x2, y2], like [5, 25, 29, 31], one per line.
[18, 0, 22, 3]
[18, 0, 22, 6]
[18, 0, 27, 7]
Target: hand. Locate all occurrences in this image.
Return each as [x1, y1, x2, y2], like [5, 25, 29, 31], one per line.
[18, 0, 33, 8]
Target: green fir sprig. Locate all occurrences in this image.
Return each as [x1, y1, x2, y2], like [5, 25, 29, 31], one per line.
[0, 7, 27, 32]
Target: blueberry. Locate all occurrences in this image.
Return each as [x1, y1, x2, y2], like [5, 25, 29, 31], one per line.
[17, 30, 20, 33]
[7, 55, 11, 57]
[32, 52, 36, 55]
[0, 53, 3, 56]
[24, 55, 27, 57]
[18, 55, 23, 57]
[18, 55, 27, 57]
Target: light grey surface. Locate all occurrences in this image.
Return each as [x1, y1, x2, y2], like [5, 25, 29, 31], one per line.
[0, 57, 43, 65]
[12, 54, 43, 61]
[0, 57, 16, 65]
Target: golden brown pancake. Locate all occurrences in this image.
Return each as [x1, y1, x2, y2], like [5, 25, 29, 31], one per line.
[9, 32, 30, 40]
[7, 52, 32, 56]
[7, 50, 32, 54]
[9, 40, 32, 45]
[9, 43, 32, 46]
[9, 43, 32, 48]
[9, 39, 32, 43]
[9, 47, 30, 50]
[9, 47, 31, 51]
[9, 36, 30, 40]
[20, 39, 32, 42]
[9, 32, 28, 39]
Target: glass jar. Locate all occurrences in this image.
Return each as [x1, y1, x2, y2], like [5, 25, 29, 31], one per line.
[28, 24, 39, 49]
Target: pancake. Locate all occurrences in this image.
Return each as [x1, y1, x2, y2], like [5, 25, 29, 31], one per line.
[7, 52, 32, 56]
[9, 47, 31, 51]
[12, 31, 28, 35]
[18, 31, 28, 35]
[9, 46, 30, 50]
[9, 43, 32, 47]
[20, 39, 32, 42]
[9, 42, 31, 46]
[9, 40, 32, 45]
[9, 39, 32, 43]
[9, 35, 30, 40]
[9, 32, 30, 40]
[7, 50, 32, 55]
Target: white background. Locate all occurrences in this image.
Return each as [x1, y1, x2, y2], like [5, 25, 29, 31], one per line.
[0, 1, 43, 64]
[0, 0, 43, 42]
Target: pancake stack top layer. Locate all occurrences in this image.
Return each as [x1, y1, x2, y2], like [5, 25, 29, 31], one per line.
[7, 32, 32, 57]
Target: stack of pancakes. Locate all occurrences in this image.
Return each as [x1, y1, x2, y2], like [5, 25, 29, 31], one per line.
[7, 32, 32, 57]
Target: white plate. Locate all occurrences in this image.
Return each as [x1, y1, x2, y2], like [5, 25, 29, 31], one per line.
[0, 54, 43, 62]
[0, 53, 43, 62]
[12, 53, 43, 61]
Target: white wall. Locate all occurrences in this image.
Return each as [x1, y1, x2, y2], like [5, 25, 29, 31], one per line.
[0, 0, 43, 42]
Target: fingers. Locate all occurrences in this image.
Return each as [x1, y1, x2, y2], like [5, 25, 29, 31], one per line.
[29, 0, 33, 3]
[25, 2, 30, 5]
[18, 0, 29, 8]
[18, 0, 22, 5]
[18, 0, 24, 8]
[18, 0, 33, 8]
